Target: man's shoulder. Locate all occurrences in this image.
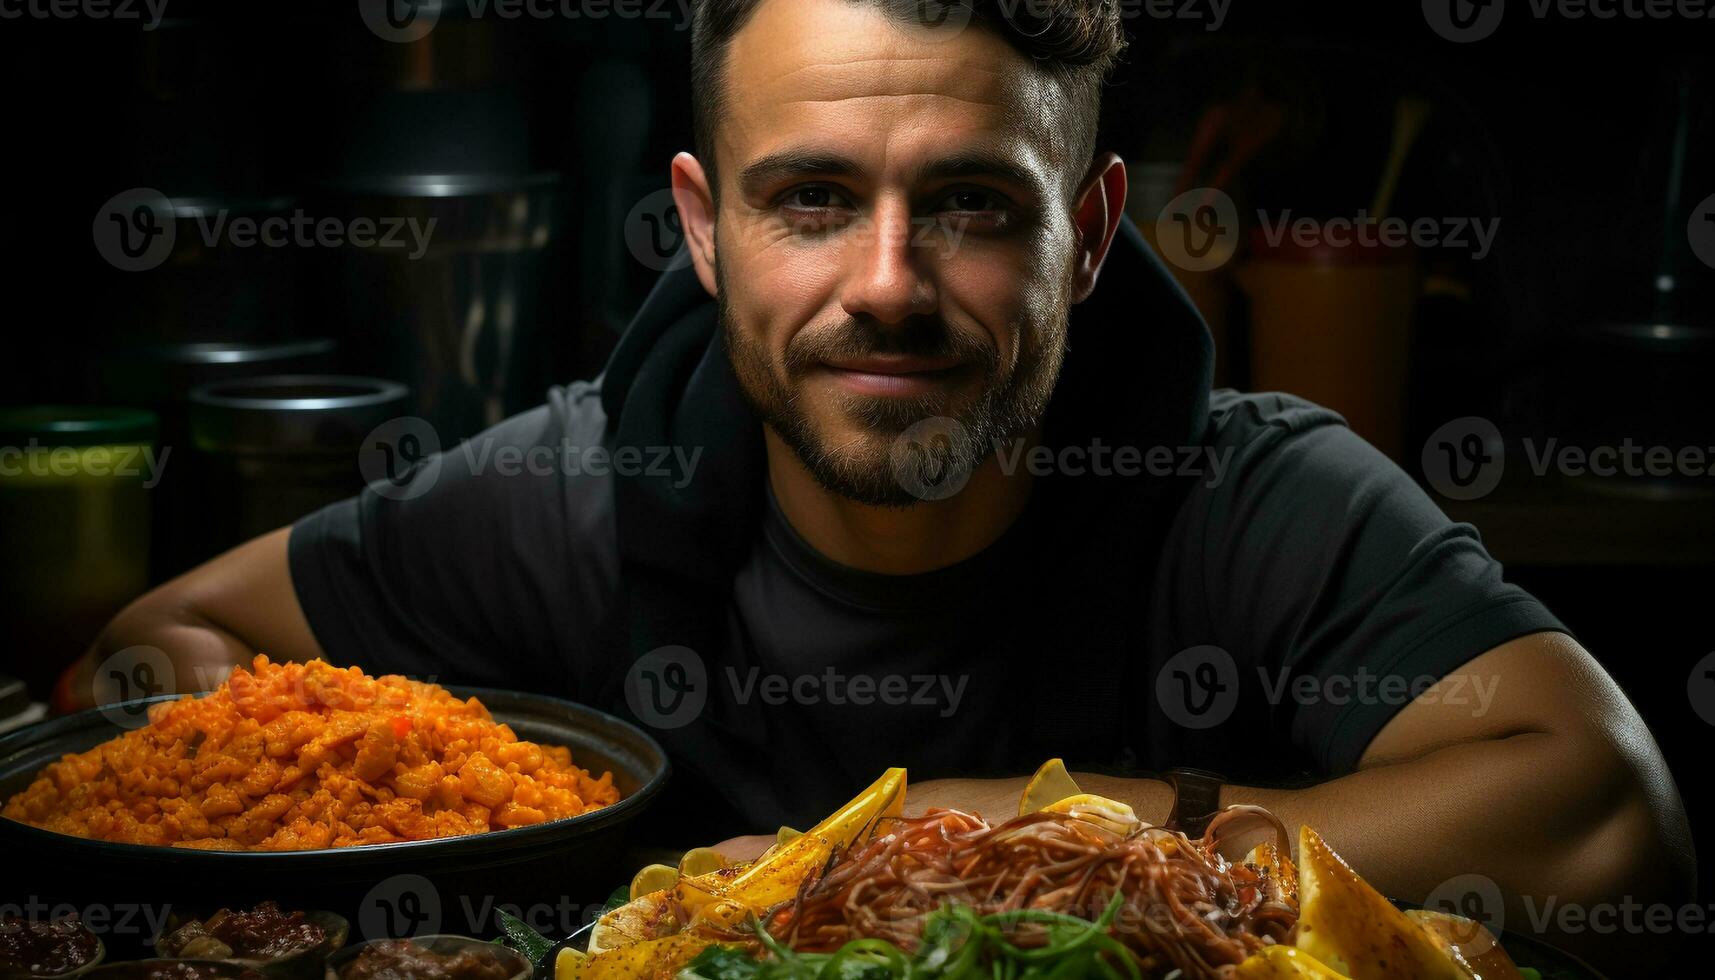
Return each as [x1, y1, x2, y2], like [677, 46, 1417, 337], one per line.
[1205, 389, 1351, 449]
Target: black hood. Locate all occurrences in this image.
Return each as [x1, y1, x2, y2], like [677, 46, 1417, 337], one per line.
[596, 213, 1214, 834]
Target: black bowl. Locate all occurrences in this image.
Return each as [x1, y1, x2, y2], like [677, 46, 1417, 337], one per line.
[0, 688, 668, 957]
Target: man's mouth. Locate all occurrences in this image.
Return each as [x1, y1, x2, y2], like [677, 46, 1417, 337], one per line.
[818, 354, 967, 397]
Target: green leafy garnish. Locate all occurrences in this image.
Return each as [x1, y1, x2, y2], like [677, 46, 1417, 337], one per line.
[497, 908, 556, 965]
[676, 894, 1141, 979]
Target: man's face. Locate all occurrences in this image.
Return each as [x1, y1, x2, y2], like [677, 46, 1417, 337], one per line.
[707, 0, 1086, 506]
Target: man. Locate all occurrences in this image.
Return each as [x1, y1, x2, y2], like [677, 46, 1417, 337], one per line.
[66, 0, 1689, 965]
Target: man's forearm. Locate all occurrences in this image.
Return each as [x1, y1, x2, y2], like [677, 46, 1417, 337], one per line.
[54, 527, 322, 712]
[912, 727, 1687, 971]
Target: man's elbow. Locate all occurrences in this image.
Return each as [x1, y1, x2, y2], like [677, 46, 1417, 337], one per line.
[1544, 734, 1695, 918]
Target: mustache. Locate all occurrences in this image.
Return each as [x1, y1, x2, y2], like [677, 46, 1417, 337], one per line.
[783, 317, 999, 375]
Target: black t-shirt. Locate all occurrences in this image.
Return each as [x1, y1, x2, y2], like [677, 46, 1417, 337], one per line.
[288, 383, 1565, 831]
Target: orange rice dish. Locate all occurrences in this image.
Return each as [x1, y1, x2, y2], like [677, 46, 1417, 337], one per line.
[1, 656, 622, 850]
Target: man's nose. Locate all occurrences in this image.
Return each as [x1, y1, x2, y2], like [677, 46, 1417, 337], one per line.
[838, 199, 938, 325]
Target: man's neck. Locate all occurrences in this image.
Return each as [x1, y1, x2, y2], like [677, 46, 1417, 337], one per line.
[764, 426, 1037, 576]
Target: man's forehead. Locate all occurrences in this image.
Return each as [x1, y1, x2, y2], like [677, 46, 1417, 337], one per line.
[717, 0, 1068, 185]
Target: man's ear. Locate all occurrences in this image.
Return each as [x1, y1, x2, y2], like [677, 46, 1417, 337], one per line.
[1069, 151, 1128, 304]
[671, 151, 719, 297]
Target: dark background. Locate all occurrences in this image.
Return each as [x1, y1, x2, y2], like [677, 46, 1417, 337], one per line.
[1, 0, 1711, 969]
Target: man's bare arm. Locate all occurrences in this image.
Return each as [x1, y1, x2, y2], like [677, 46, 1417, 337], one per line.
[901, 632, 1694, 968]
[54, 527, 325, 711]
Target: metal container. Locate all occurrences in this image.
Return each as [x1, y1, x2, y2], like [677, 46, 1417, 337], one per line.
[95, 340, 338, 580]
[314, 174, 560, 443]
[185, 376, 409, 554]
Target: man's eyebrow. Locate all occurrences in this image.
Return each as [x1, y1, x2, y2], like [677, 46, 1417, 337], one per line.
[737, 151, 863, 197]
[913, 152, 1046, 194]
[735, 149, 1050, 199]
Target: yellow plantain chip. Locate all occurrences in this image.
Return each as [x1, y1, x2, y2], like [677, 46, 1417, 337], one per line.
[1018, 758, 1084, 815]
[1295, 826, 1475, 980]
[1234, 945, 1352, 978]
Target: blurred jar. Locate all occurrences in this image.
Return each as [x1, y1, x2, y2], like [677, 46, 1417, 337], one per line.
[1240, 230, 1420, 461]
[187, 376, 410, 551]
[0, 406, 158, 699]
[95, 338, 338, 580]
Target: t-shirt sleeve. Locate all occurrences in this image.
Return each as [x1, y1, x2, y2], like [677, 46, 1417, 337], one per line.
[286, 385, 618, 695]
[1196, 393, 1569, 775]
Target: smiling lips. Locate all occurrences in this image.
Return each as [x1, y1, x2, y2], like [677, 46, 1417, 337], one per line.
[820, 354, 966, 396]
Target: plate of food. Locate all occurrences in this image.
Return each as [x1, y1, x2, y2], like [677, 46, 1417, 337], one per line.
[0, 657, 668, 935]
[539, 762, 1606, 980]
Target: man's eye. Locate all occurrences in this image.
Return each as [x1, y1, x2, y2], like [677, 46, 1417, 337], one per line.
[783, 186, 852, 210]
[938, 189, 1003, 213]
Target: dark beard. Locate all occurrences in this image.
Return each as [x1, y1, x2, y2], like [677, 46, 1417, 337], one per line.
[718, 260, 1069, 507]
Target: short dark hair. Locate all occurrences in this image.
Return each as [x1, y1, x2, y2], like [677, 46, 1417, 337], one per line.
[689, 0, 1127, 199]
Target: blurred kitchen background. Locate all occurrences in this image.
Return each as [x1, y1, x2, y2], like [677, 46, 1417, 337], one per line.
[1, 0, 1712, 913]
